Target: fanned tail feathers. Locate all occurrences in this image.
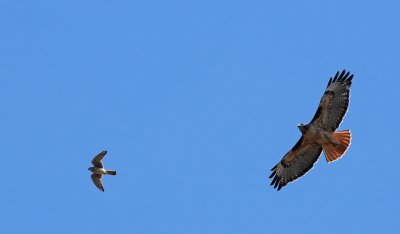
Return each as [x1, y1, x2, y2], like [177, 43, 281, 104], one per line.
[323, 130, 351, 162]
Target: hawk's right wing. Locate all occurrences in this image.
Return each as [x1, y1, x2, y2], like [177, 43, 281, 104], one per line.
[269, 137, 323, 191]
[91, 174, 104, 192]
[91, 151, 107, 168]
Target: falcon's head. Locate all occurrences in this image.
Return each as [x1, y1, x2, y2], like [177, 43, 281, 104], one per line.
[88, 167, 94, 172]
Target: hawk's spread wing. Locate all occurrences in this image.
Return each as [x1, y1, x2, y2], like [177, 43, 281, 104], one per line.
[310, 70, 353, 131]
[269, 137, 323, 191]
[91, 174, 104, 192]
[91, 151, 107, 168]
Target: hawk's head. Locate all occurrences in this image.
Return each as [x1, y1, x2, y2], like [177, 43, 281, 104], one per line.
[297, 123, 309, 134]
[88, 167, 94, 172]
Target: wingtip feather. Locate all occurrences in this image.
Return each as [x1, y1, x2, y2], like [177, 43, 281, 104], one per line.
[274, 179, 280, 188]
[333, 71, 340, 81]
[339, 70, 346, 80]
[342, 71, 350, 80]
[347, 74, 354, 82]
[327, 77, 332, 87]
[269, 170, 276, 178]
[270, 176, 278, 186]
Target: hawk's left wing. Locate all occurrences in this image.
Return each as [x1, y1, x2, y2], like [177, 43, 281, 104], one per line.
[310, 70, 353, 131]
[269, 138, 323, 191]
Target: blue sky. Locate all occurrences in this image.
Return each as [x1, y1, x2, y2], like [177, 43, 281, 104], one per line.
[1, 0, 399, 233]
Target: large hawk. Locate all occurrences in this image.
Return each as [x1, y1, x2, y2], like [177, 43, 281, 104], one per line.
[269, 70, 353, 191]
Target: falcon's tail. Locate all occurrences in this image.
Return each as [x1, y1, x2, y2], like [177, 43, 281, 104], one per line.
[106, 170, 117, 175]
[323, 130, 351, 163]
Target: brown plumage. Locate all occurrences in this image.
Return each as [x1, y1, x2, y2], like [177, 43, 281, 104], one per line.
[269, 70, 353, 191]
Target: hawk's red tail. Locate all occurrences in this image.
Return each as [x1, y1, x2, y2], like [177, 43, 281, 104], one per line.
[323, 130, 351, 163]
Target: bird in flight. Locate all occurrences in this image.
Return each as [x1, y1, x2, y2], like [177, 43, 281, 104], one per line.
[88, 150, 117, 192]
[269, 70, 353, 191]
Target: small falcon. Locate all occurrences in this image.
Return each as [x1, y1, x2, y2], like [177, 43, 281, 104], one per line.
[269, 70, 353, 191]
[88, 150, 117, 192]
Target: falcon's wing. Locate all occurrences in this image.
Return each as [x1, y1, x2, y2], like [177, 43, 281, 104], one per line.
[269, 137, 323, 191]
[91, 151, 107, 168]
[310, 70, 353, 131]
[91, 174, 104, 192]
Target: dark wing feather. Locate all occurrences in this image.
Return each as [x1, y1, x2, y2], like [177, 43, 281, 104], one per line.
[91, 174, 104, 192]
[269, 139, 323, 191]
[310, 70, 353, 131]
[91, 150, 107, 168]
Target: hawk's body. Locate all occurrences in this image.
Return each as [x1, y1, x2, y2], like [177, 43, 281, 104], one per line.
[269, 70, 353, 191]
[88, 151, 117, 192]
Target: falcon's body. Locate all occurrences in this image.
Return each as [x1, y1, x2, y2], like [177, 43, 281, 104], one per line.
[89, 167, 108, 175]
[269, 70, 353, 191]
[88, 150, 117, 192]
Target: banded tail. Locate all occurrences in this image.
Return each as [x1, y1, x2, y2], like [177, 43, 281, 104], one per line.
[106, 170, 117, 175]
[323, 130, 351, 163]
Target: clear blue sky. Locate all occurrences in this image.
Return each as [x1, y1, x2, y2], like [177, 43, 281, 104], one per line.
[1, 1, 399, 233]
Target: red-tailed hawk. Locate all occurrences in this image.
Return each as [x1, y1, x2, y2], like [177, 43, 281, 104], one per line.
[269, 70, 353, 191]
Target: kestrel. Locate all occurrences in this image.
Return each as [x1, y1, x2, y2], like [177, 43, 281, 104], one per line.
[88, 150, 117, 192]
